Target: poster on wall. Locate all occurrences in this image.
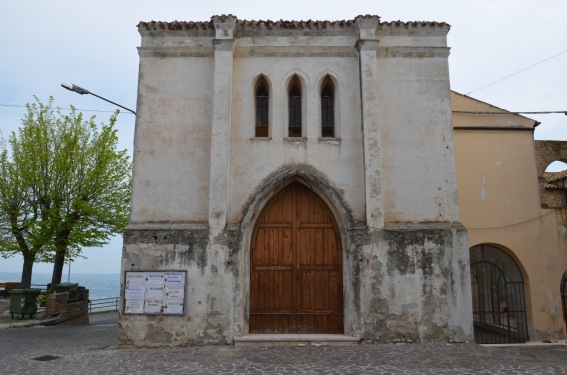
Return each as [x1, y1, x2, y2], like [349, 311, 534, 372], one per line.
[123, 271, 186, 315]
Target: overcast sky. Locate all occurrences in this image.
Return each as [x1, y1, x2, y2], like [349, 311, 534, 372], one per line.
[1, 0, 566, 276]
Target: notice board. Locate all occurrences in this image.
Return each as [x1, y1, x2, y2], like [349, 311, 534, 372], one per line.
[123, 271, 186, 315]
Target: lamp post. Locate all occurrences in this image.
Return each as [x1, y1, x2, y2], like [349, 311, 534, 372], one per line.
[61, 82, 136, 115]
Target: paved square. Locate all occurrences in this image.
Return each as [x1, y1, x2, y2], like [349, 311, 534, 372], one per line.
[1, 313, 566, 374]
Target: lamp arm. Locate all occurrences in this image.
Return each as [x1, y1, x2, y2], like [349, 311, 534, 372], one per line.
[88, 92, 136, 115]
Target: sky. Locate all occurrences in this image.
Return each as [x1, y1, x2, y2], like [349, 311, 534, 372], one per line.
[1, 0, 566, 275]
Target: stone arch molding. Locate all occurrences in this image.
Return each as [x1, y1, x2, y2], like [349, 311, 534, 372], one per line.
[314, 69, 342, 92]
[232, 163, 359, 337]
[251, 73, 273, 102]
[252, 73, 273, 91]
[315, 71, 342, 138]
[251, 74, 273, 137]
[240, 163, 355, 234]
[247, 70, 344, 139]
[281, 70, 310, 91]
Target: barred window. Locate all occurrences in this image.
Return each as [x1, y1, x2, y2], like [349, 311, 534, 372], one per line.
[288, 84, 302, 137]
[255, 85, 269, 137]
[321, 85, 334, 138]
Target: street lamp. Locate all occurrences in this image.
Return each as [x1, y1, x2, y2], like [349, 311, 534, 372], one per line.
[61, 82, 136, 115]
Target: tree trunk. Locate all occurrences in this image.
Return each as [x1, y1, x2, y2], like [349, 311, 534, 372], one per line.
[51, 226, 72, 286]
[20, 252, 35, 289]
[51, 248, 66, 286]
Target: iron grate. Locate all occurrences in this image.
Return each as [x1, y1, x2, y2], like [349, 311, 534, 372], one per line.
[32, 355, 61, 362]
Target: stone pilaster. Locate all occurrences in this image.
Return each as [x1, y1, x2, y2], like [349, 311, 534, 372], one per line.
[356, 16, 384, 229]
[209, 15, 237, 237]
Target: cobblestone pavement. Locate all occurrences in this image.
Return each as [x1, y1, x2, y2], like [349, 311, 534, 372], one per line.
[1, 312, 566, 374]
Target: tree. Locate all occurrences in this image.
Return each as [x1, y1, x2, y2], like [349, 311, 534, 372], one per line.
[0, 97, 131, 288]
[0, 132, 48, 288]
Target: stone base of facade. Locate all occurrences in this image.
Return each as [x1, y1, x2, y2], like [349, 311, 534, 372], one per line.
[118, 224, 473, 347]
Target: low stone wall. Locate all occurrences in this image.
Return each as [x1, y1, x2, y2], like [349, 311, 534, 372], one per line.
[46, 289, 90, 325]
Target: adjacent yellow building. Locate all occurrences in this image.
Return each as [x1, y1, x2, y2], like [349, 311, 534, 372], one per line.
[452, 91, 567, 343]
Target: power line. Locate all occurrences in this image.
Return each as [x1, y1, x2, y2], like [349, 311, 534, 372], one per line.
[454, 49, 567, 101]
[462, 210, 555, 230]
[454, 110, 567, 115]
[0, 103, 133, 114]
[361, 210, 555, 232]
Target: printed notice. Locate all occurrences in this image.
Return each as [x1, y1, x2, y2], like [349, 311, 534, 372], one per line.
[145, 272, 164, 284]
[125, 299, 144, 314]
[165, 285, 184, 299]
[145, 299, 164, 314]
[165, 300, 184, 314]
[126, 272, 145, 285]
[165, 272, 185, 284]
[125, 286, 145, 300]
[146, 285, 165, 299]
[124, 271, 186, 315]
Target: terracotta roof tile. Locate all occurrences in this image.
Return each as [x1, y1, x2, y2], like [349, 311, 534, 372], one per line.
[544, 170, 567, 189]
[380, 20, 450, 28]
[138, 16, 449, 31]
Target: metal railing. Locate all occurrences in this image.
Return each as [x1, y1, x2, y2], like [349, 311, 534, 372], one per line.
[30, 284, 48, 292]
[88, 297, 119, 313]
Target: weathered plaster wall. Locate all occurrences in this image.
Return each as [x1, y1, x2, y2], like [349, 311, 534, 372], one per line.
[130, 53, 214, 222]
[120, 225, 227, 347]
[120, 15, 473, 347]
[455, 131, 541, 228]
[360, 226, 471, 343]
[377, 26, 458, 223]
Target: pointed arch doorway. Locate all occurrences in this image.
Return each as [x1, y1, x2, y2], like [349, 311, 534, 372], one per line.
[250, 182, 344, 334]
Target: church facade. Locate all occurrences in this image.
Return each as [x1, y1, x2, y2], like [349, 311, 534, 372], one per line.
[118, 15, 474, 347]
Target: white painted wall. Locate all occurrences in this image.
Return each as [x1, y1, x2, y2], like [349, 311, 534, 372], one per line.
[377, 28, 458, 223]
[131, 21, 459, 227]
[122, 18, 472, 346]
[131, 55, 214, 223]
[228, 51, 366, 223]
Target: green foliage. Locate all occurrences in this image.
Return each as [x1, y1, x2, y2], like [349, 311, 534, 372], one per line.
[0, 96, 131, 270]
[38, 290, 48, 307]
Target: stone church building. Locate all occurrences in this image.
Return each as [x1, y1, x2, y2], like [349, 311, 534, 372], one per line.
[119, 14, 476, 347]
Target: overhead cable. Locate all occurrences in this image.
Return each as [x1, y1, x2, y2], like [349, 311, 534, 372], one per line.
[0, 103, 133, 114]
[453, 49, 567, 101]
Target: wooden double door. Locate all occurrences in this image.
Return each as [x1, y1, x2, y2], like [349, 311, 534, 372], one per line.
[250, 183, 343, 333]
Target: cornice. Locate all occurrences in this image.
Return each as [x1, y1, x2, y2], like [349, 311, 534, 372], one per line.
[233, 46, 358, 58]
[137, 46, 214, 58]
[377, 46, 450, 58]
[138, 16, 450, 36]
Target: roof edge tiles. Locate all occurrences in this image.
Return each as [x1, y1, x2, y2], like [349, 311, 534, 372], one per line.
[380, 20, 450, 28]
[137, 15, 449, 31]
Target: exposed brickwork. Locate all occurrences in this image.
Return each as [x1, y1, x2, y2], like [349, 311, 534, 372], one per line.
[535, 141, 567, 208]
[45, 288, 89, 324]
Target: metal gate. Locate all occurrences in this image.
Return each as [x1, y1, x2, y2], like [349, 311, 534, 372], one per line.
[470, 245, 528, 344]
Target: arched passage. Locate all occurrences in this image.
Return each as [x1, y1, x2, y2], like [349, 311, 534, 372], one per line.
[470, 244, 529, 344]
[249, 182, 343, 333]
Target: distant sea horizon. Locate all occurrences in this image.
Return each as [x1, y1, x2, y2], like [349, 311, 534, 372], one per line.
[0, 272, 120, 300]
